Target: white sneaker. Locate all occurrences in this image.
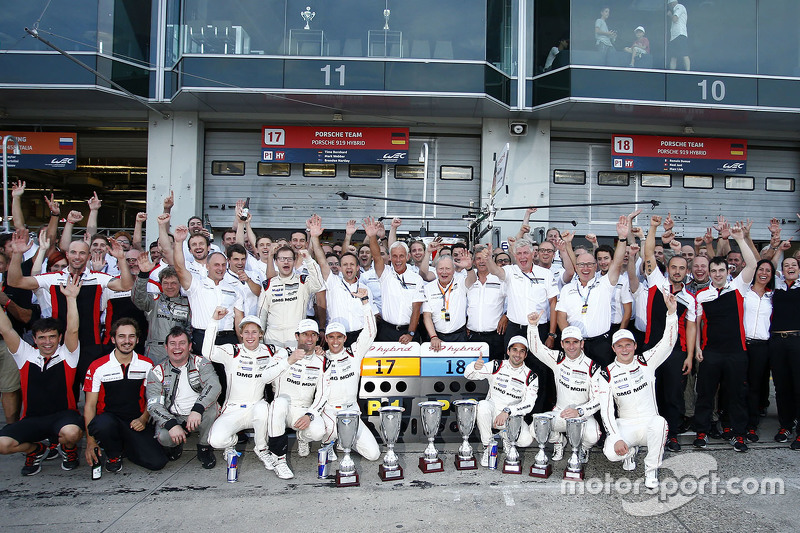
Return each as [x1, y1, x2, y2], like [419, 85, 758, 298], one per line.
[551, 436, 564, 461]
[255, 448, 276, 471]
[273, 455, 294, 479]
[297, 439, 310, 457]
[579, 446, 590, 464]
[622, 446, 638, 471]
[326, 446, 337, 463]
[645, 469, 659, 489]
[481, 446, 491, 467]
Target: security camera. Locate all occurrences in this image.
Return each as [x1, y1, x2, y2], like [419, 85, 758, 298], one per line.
[510, 122, 528, 136]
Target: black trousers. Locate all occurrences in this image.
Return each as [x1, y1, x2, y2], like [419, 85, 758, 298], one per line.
[88, 413, 167, 471]
[745, 339, 770, 429]
[436, 328, 467, 342]
[376, 321, 409, 342]
[467, 329, 505, 362]
[344, 329, 362, 347]
[504, 321, 555, 413]
[74, 343, 110, 402]
[656, 348, 687, 437]
[769, 334, 800, 431]
[192, 328, 239, 407]
[694, 349, 748, 437]
[583, 332, 614, 367]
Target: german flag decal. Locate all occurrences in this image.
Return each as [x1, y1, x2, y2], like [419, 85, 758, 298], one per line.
[391, 131, 408, 145]
[730, 142, 745, 156]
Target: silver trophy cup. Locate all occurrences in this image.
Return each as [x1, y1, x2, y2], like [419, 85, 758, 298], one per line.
[529, 413, 554, 478]
[563, 417, 586, 480]
[453, 399, 478, 470]
[502, 414, 524, 474]
[301, 6, 315, 30]
[378, 406, 405, 481]
[418, 401, 444, 473]
[335, 410, 360, 487]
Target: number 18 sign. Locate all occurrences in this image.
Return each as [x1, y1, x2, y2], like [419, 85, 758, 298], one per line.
[611, 134, 747, 174]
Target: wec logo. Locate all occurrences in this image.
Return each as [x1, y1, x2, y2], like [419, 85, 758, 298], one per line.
[381, 152, 406, 162]
[722, 162, 744, 170]
[50, 157, 74, 164]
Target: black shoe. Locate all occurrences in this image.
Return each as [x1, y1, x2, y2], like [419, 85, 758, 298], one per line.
[45, 441, 60, 461]
[721, 427, 733, 440]
[693, 433, 708, 448]
[708, 426, 722, 439]
[235, 431, 249, 453]
[759, 408, 767, 417]
[678, 417, 693, 434]
[746, 429, 759, 443]
[21, 442, 48, 476]
[732, 436, 748, 452]
[791, 437, 800, 450]
[666, 437, 681, 452]
[166, 443, 184, 461]
[59, 444, 80, 471]
[106, 455, 123, 473]
[775, 428, 791, 443]
[197, 445, 216, 469]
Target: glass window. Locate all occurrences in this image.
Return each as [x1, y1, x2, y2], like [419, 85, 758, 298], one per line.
[765, 178, 794, 192]
[0, 1, 99, 52]
[758, 1, 800, 76]
[303, 164, 336, 177]
[598, 171, 629, 186]
[641, 173, 671, 188]
[440, 166, 473, 181]
[553, 169, 585, 185]
[211, 161, 245, 175]
[487, 0, 516, 75]
[395, 165, 424, 179]
[725, 176, 754, 190]
[349, 165, 382, 178]
[534, 0, 570, 75]
[257, 162, 291, 176]
[683, 175, 713, 189]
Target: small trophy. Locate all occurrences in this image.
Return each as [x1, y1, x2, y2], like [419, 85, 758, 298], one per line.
[301, 6, 315, 30]
[378, 406, 405, 481]
[418, 401, 444, 473]
[529, 413, 554, 478]
[383, 8, 391, 30]
[502, 415, 523, 474]
[563, 418, 586, 480]
[335, 410, 360, 487]
[453, 399, 478, 470]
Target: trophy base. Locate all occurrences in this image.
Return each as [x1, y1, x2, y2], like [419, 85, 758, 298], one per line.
[419, 457, 444, 473]
[454, 456, 477, 471]
[563, 467, 585, 481]
[502, 461, 522, 474]
[379, 464, 404, 481]
[529, 464, 552, 478]
[335, 470, 360, 487]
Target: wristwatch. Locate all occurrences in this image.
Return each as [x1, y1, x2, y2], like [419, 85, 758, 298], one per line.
[305, 412, 315, 421]
[577, 407, 585, 417]
[408, 330, 415, 338]
[547, 333, 557, 339]
[502, 407, 512, 415]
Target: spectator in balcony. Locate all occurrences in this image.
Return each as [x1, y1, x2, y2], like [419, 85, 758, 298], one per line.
[595, 6, 617, 63]
[544, 37, 569, 72]
[668, 0, 690, 71]
[624, 26, 650, 67]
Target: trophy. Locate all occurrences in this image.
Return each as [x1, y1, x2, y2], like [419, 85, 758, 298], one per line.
[563, 418, 586, 480]
[502, 415, 523, 474]
[453, 399, 478, 470]
[335, 410, 360, 487]
[418, 401, 444, 473]
[301, 6, 315, 30]
[383, 8, 391, 30]
[529, 413, 554, 478]
[378, 406, 405, 481]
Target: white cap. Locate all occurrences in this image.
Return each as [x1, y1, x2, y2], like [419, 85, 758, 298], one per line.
[612, 329, 636, 345]
[635, 26, 645, 33]
[507, 335, 529, 350]
[561, 326, 583, 341]
[238, 315, 262, 331]
[325, 322, 346, 336]
[296, 319, 319, 334]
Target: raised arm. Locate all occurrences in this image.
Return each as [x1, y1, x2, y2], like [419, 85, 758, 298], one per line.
[60, 275, 81, 353]
[731, 222, 757, 285]
[132, 212, 147, 252]
[418, 237, 440, 282]
[31, 228, 50, 277]
[643, 214, 661, 275]
[59, 210, 84, 252]
[43, 193, 61, 250]
[364, 217, 385, 277]
[6, 230, 38, 291]
[307, 214, 331, 280]
[163, 190, 174, 214]
[86, 192, 101, 238]
[157, 213, 175, 265]
[387, 217, 401, 248]
[106, 238, 133, 292]
[171, 225, 194, 290]
[556, 231, 575, 283]
[515, 207, 536, 241]
[10, 180, 26, 230]
[341, 219, 357, 254]
[608, 213, 631, 286]
[484, 243, 506, 281]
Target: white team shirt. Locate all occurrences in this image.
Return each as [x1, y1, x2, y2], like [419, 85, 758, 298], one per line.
[503, 264, 558, 326]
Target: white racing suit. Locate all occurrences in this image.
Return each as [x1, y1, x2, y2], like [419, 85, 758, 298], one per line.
[464, 360, 537, 448]
[257, 257, 322, 347]
[203, 319, 289, 452]
[321, 303, 379, 460]
[594, 312, 678, 476]
[267, 351, 328, 456]
[527, 326, 601, 449]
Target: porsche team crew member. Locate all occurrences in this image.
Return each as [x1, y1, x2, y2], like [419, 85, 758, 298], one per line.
[265, 319, 328, 480]
[465, 245, 507, 361]
[84, 318, 167, 473]
[146, 327, 221, 469]
[422, 254, 469, 350]
[595, 290, 679, 489]
[527, 315, 600, 461]
[0, 276, 83, 476]
[320, 290, 379, 462]
[464, 336, 537, 467]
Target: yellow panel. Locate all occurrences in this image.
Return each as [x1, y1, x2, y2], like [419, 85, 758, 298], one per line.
[361, 357, 421, 377]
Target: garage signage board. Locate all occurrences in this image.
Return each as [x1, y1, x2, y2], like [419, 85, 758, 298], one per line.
[261, 126, 409, 165]
[1, 131, 77, 170]
[611, 134, 747, 174]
